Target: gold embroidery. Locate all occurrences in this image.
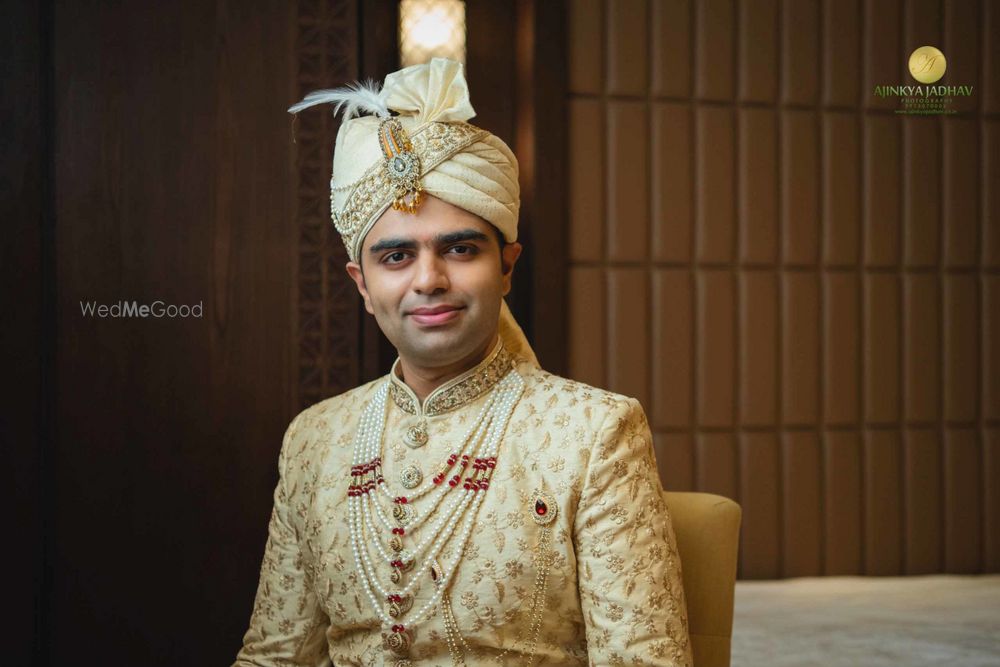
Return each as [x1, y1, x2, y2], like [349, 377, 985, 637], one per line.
[388, 342, 514, 417]
[333, 121, 488, 260]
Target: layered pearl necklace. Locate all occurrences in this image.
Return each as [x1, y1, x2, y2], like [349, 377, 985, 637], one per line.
[347, 369, 525, 660]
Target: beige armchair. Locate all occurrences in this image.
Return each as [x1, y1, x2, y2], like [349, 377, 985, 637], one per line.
[663, 492, 742, 667]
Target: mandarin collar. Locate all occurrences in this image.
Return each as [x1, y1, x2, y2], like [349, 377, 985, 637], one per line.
[388, 341, 514, 417]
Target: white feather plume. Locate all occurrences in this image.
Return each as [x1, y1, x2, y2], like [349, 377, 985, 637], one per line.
[287, 79, 389, 119]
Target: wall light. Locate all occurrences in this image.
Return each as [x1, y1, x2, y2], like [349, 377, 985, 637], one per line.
[399, 0, 466, 67]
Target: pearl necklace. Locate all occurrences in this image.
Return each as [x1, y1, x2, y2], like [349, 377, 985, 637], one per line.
[347, 370, 524, 658]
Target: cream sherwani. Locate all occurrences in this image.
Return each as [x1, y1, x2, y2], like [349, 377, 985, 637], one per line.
[234, 343, 692, 666]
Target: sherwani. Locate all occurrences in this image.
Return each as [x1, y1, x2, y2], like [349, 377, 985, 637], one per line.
[234, 343, 692, 666]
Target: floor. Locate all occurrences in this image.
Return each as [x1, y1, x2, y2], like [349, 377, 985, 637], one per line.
[731, 575, 1000, 667]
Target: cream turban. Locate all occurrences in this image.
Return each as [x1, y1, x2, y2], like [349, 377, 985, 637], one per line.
[289, 58, 536, 366]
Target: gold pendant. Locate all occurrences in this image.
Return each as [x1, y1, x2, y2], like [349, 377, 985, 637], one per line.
[383, 627, 413, 656]
[387, 594, 413, 618]
[404, 420, 429, 448]
[530, 490, 558, 526]
[389, 535, 404, 552]
[399, 465, 423, 489]
[392, 503, 414, 526]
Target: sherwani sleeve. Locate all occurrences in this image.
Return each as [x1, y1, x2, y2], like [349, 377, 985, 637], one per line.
[233, 414, 331, 667]
[574, 398, 693, 667]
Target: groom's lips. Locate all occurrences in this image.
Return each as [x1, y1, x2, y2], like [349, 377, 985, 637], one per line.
[408, 305, 464, 326]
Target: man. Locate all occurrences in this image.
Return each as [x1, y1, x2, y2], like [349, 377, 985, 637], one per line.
[234, 58, 692, 666]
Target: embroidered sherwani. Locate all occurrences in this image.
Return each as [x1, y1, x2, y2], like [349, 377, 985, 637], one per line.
[234, 344, 692, 666]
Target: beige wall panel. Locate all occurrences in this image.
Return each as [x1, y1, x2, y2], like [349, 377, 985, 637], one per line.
[944, 274, 979, 422]
[652, 269, 693, 428]
[903, 274, 941, 422]
[985, 276, 1000, 420]
[986, 122, 1000, 267]
[694, 0, 735, 100]
[606, 0, 649, 95]
[824, 272, 860, 425]
[986, 429, 1000, 570]
[824, 431, 863, 575]
[655, 432, 695, 491]
[863, 116, 901, 267]
[903, 117, 941, 268]
[569, 99, 604, 262]
[739, 108, 778, 264]
[781, 0, 819, 105]
[782, 111, 820, 265]
[782, 432, 823, 577]
[739, 271, 777, 426]
[738, 0, 777, 102]
[608, 268, 650, 407]
[568, 0, 603, 94]
[696, 106, 734, 262]
[739, 432, 780, 579]
[652, 103, 692, 262]
[944, 428, 982, 572]
[650, 0, 692, 98]
[864, 430, 903, 575]
[782, 272, 820, 425]
[944, 0, 980, 114]
[864, 274, 901, 423]
[696, 432, 737, 498]
[863, 0, 901, 111]
[607, 101, 650, 261]
[943, 119, 980, 268]
[904, 428, 943, 574]
[568, 267, 606, 387]
[822, 113, 861, 266]
[822, 0, 860, 106]
[696, 270, 735, 427]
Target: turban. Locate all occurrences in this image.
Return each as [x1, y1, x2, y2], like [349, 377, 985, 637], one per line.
[289, 58, 537, 367]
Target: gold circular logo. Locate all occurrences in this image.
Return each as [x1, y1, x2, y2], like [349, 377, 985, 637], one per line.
[908, 46, 946, 83]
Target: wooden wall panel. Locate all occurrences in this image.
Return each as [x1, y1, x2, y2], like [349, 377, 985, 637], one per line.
[607, 101, 649, 261]
[944, 428, 983, 572]
[695, 107, 735, 263]
[739, 433, 780, 578]
[740, 271, 777, 426]
[903, 274, 941, 422]
[4, 2, 45, 663]
[652, 270, 692, 428]
[903, 117, 941, 268]
[782, 273, 820, 425]
[650, 0, 692, 98]
[823, 273, 861, 425]
[564, 0, 998, 578]
[865, 430, 903, 574]
[608, 269, 650, 407]
[824, 432, 863, 575]
[782, 111, 820, 265]
[822, 113, 860, 266]
[904, 429, 943, 574]
[652, 103, 693, 262]
[782, 432, 822, 576]
[48, 1, 304, 663]
[738, 0, 777, 103]
[569, 99, 604, 262]
[697, 271, 735, 427]
[739, 109, 777, 263]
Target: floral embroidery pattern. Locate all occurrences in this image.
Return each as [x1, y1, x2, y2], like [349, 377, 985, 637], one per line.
[234, 367, 692, 666]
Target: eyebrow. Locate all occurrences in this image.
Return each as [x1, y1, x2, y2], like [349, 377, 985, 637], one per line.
[368, 229, 490, 255]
